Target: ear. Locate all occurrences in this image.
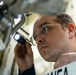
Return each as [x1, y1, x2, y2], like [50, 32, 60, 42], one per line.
[67, 23, 75, 39]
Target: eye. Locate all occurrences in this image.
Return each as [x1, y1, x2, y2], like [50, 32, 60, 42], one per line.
[41, 26, 48, 34]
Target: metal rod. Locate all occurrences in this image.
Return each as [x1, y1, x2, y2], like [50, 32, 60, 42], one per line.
[11, 14, 25, 35]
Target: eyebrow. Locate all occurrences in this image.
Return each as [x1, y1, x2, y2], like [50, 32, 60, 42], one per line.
[33, 22, 48, 38]
[39, 22, 49, 28]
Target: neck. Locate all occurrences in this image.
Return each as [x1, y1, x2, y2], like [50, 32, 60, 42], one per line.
[54, 42, 76, 69]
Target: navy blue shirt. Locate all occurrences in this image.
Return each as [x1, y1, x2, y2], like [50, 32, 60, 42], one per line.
[18, 65, 36, 75]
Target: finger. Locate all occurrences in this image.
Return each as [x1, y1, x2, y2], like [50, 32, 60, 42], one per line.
[17, 42, 22, 47]
[14, 43, 24, 57]
[14, 43, 22, 51]
[26, 42, 33, 54]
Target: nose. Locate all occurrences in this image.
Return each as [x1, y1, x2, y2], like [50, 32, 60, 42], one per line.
[36, 35, 44, 45]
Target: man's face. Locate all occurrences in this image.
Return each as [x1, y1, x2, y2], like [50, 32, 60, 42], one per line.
[33, 15, 70, 62]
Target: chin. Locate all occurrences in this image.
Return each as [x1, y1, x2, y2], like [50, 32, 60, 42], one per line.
[42, 56, 52, 62]
[42, 56, 57, 62]
[40, 52, 58, 62]
[45, 59, 56, 62]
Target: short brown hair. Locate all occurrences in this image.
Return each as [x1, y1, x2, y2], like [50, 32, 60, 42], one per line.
[56, 13, 75, 27]
[55, 13, 76, 36]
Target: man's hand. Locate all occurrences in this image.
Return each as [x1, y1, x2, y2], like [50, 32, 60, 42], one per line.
[14, 42, 34, 73]
[54, 52, 76, 69]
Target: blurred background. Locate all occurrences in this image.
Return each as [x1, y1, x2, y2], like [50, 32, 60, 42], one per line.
[0, 0, 76, 75]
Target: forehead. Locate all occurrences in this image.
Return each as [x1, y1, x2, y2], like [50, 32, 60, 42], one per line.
[33, 15, 57, 30]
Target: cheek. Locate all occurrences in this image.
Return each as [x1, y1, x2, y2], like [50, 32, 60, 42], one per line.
[46, 29, 68, 50]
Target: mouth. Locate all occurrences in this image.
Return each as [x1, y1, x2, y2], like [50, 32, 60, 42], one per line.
[40, 46, 48, 51]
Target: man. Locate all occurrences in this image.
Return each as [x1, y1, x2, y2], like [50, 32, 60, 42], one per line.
[14, 13, 76, 75]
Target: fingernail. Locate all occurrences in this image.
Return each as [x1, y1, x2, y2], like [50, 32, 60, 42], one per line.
[17, 43, 21, 46]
